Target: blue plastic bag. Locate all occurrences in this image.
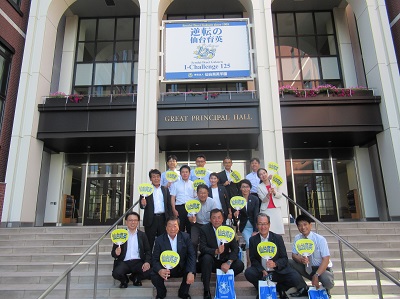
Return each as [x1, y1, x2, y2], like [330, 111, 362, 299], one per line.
[308, 287, 329, 299]
[214, 269, 236, 299]
[258, 280, 277, 299]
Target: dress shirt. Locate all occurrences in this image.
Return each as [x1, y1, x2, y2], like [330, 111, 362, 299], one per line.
[211, 187, 222, 210]
[292, 231, 333, 268]
[190, 169, 211, 187]
[124, 229, 140, 261]
[225, 169, 232, 182]
[168, 234, 178, 252]
[161, 169, 180, 189]
[246, 171, 260, 194]
[153, 185, 165, 214]
[196, 197, 217, 224]
[170, 179, 195, 205]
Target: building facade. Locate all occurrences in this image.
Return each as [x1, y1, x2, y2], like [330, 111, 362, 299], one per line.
[0, 0, 31, 221]
[1, 0, 400, 227]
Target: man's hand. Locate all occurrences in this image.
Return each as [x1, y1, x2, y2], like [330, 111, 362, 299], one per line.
[188, 215, 196, 223]
[217, 243, 225, 254]
[186, 272, 195, 284]
[173, 209, 179, 217]
[223, 181, 230, 186]
[115, 246, 121, 256]
[312, 274, 320, 289]
[221, 262, 231, 273]
[142, 262, 150, 272]
[266, 260, 276, 269]
[141, 197, 147, 207]
[158, 269, 170, 280]
[301, 256, 309, 265]
[234, 210, 240, 218]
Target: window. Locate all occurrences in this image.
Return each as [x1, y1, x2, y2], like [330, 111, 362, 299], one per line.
[274, 12, 342, 88]
[0, 44, 12, 132]
[73, 17, 140, 96]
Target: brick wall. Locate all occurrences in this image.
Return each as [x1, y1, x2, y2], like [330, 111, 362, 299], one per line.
[0, 0, 31, 220]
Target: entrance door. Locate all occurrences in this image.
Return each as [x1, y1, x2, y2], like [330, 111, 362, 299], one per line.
[294, 174, 337, 222]
[84, 178, 124, 225]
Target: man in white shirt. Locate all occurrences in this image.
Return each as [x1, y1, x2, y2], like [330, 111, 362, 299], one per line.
[161, 155, 180, 190]
[140, 169, 173, 249]
[190, 154, 211, 187]
[171, 165, 196, 234]
[151, 217, 196, 299]
[289, 214, 334, 298]
[245, 157, 261, 196]
[111, 212, 152, 288]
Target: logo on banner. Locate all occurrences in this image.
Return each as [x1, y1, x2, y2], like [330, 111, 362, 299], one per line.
[268, 162, 279, 173]
[185, 199, 201, 214]
[230, 196, 246, 211]
[166, 171, 179, 182]
[229, 171, 241, 183]
[111, 229, 129, 246]
[138, 183, 154, 197]
[257, 241, 277, 260]
[193, 179, 206, 189]
[271, 174, 284, 187]
[160, 250, 180, 269]
[295, 239, 315, 256]
[194, 167, 207, 178]
[216, 226, 235, 244]
[194, 45, 217, 59]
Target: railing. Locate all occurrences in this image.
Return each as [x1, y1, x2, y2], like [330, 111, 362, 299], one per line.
[284, 193, 400, 299]
[159, 90, 256, 102]
[37, 199, 140, 299]
[42, 93, 137, 105]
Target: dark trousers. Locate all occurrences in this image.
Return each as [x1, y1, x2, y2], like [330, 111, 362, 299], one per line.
[176, 205, 191, 234]
[112, 259, 151, 284]
[190, 222, 205, 255]
[151, 267, 191, 298]
[199, 254, 244, 292]
[145, 213, 166, 249]
[244, 265, 307, 292]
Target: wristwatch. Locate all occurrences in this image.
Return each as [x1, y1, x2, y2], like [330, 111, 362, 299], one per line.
[314, 272, 320, 277]
[226, 260, 232, 266]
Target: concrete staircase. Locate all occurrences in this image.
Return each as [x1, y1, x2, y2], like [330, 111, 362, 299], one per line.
[0, 222, 399, 299]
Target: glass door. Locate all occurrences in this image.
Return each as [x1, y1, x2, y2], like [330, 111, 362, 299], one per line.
[294, 174, 337, 222]
[84, 178, 124, 225]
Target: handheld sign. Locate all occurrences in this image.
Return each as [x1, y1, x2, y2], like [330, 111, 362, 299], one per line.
[185, 199, 201, 216]
[230, 170, 242, 183]
[295, 239, 315, 257]
[166, 171, 179, 182]
[194, 167, 207, 178]
[268, 162, 279, 173]
[193, 179, 206, 189]
[257, 241, 277, 260]
[138, 183, 154, 197]
[111, 228, 129, 246]
[230, 196, 246, 211]
[271, 174, 284, 187]
[216, 225, 235, 244]
[160, 250, 180, 270]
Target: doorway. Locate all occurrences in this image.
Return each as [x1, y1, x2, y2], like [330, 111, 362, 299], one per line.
[294, 174, 338, 222]
[84, 178, 124, 225]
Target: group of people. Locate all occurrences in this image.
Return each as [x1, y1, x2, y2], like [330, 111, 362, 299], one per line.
[111, 155, 334, 299]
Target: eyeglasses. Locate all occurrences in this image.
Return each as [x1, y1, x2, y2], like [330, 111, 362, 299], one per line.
[257, 223, 270, 226]
[127, 219, 139, 222]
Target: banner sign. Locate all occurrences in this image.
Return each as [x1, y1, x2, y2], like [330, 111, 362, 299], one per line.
[230, 196, 246, 211]
[271, 174, 284, 187]
[163, 19, 252, 81]
[138, 183, 154, 197]
[194, 167, 207, 178]
[257, 241, 277, 260]
[193, 179, 206, 189]
[166, 171, 179, 182]
[111, 229, 129, 245]
[160, 250, 180, 269]
[295, 239, 315, 256]
[185, 199, 202, 214]
[216, 225, 235, 244]
[230, 171, 242, 183]
[267, 162, 279, 173]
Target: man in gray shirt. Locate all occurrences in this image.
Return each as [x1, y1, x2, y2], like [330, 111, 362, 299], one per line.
[188, 184, 217, 254]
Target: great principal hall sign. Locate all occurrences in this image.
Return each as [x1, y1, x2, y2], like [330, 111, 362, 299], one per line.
[158, 107, 259, 130]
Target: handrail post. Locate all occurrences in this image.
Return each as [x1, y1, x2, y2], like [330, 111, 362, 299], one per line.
[93, 243, 100, 299]
[375, 268, 383, 299]
[338, 240, 349, 299]
[287, 199, 292, 242]
[65, 272, 71, 299]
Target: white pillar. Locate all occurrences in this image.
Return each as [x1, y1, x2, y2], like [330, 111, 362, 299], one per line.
[349, 0, 400, 218]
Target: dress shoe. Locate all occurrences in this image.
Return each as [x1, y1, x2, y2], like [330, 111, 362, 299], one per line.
[204, 290, 212, 299]
[132, 279, 142, 286]
[155, 296, 164, 299]
[178, 295, 191, 299]
[279, 290, 289, 299]
[119, 282, 128, 288]
[290, 287, 308, 297]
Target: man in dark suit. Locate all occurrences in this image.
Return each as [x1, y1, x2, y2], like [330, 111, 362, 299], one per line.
[151, 216, 196, 299]
[199, 209, 244, 299]
[244, 213, 307, 299]
[217, 157, 239, 199]
[140, 169, 173, 249]
[111, 211, 152, 288]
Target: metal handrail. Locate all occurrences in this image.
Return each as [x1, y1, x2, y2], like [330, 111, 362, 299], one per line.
[37, 200, 140, 299]
[283, 193, 400, 299]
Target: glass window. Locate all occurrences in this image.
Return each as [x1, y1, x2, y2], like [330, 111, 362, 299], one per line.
[73, 17, 139, 95]
[0, 44, 11, 133]
[318, 36, 337, 55]
[301, 57, 320, 80]
[296, 13, 314, 35]
[277, 13, 295, 35]
[278, 37, 298, 56]
[298, 37, 317, 56]
[315, 12, 334, 35]
[321, 57, 340, 79]
[281, 57, 300, 81]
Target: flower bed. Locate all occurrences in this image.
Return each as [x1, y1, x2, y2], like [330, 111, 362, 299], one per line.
[279, 85, 370, 98]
